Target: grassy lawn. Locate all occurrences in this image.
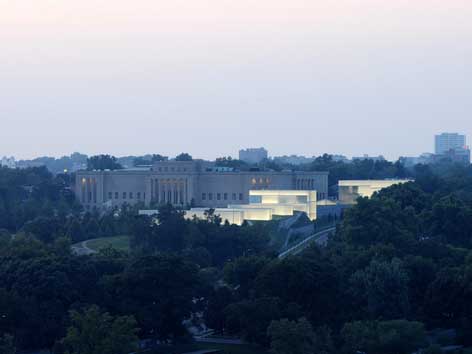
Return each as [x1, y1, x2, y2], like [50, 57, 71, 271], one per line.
[86, 235, 130, 253]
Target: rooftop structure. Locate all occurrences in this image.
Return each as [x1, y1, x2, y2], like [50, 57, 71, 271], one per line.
[239, 147, 268, 164]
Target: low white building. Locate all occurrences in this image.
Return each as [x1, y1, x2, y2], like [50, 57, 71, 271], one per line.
[338, 179, 413, 204]
[186, 189, 317, 225]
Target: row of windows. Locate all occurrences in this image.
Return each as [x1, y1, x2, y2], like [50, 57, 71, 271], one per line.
[202, 192, 243, 201]
[157, 166, 187, 172]
[108, 192, 145, 200]
[251, 177, 271, 185]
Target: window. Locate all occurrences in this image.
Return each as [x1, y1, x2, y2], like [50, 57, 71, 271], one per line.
[251, 178, 257, 185]
[202, 193, 206, 200]
[224, 193, 228, 200]
[232, 193, 236, 200]
[250, 195, 262, 204]
[137, 192, 141, 199]
[123, 192, 127, 199]
[217, 193, 221, 200]
[239, 193, 243, 200]
[129, 192, 133, 199]
[115, 192, 119, 199]
[143, 192, 146, 200]
[209, 193, 213, 200]
[108, 192, 112, 200]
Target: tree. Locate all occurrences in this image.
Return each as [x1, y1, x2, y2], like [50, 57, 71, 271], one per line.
[86, 155, 122, 171]
[0, 334, 16, 354]
[224, 256, 270, 298]
[349, 259, 410, 320]
[224, 297, 283, 345]
[267, 318, 317, 354]
[175, 153, 193, 161]
[267, 318, 334, 354]
[341, 320, 426, 354]
[204, 286, 234, 334]
[60, 305, 138, 354]
[102, 255, 200, 341]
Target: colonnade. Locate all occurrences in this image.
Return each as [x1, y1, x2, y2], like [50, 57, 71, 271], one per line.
[296, 178, 316, 190]
[150, 178, 189, 205]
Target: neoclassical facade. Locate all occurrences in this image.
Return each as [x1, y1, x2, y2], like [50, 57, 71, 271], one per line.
[76, 160, 329, 210]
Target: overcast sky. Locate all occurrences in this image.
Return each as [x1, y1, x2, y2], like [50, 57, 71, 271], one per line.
[1, 0, 471, 160]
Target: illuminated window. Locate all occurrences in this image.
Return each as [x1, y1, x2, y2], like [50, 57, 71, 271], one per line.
[259, 178, 263, 184]
[266, 177, 270, 184]
[81, 178, 86, 184]
[251, 178, 257, 185]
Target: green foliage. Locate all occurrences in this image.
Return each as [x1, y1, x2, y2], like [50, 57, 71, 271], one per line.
[267, 318, 334, 354]
[131, 204, 271, 267]
[0, 334, 16, 354]
[86, 155, 122, 171]
[60, 305, 138, 354]
[175, 153, 193, 161]
[0, 166, 79, 233]
[341, 320, 426, 354]
[267, 318, 316, 354]
[102, 254, 200, 341]
[349, 258, 410, 319]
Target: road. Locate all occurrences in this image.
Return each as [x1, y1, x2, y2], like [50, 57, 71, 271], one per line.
[278, 226, 336, 259]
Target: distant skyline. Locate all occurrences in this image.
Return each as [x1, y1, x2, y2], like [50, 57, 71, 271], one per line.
[1, 0, 471, 160]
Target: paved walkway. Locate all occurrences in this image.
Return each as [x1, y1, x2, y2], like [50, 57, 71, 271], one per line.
[278, 226, 336, 259]
[71, 240, 97, 256]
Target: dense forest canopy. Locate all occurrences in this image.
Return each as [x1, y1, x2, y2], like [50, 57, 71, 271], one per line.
[0, 159, 472, 353]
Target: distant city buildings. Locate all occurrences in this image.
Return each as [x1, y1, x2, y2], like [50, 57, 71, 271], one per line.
[1, 156, 17, 169]
[435, 133, 466, 154]
[352, 154, 386, 162]
[401, 133, 471, 166]
[273, 155, 316, 165]
[434, 133, 470, 164]
[239, 147, 268, 164]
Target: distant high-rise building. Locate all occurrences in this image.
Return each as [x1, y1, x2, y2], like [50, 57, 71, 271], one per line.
[435, 133, 466, 154]
[239, 148, 268, 164]
[434, 133, 470, 164]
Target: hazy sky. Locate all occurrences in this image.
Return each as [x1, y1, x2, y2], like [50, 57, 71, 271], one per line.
[1, 0, 471, 160]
